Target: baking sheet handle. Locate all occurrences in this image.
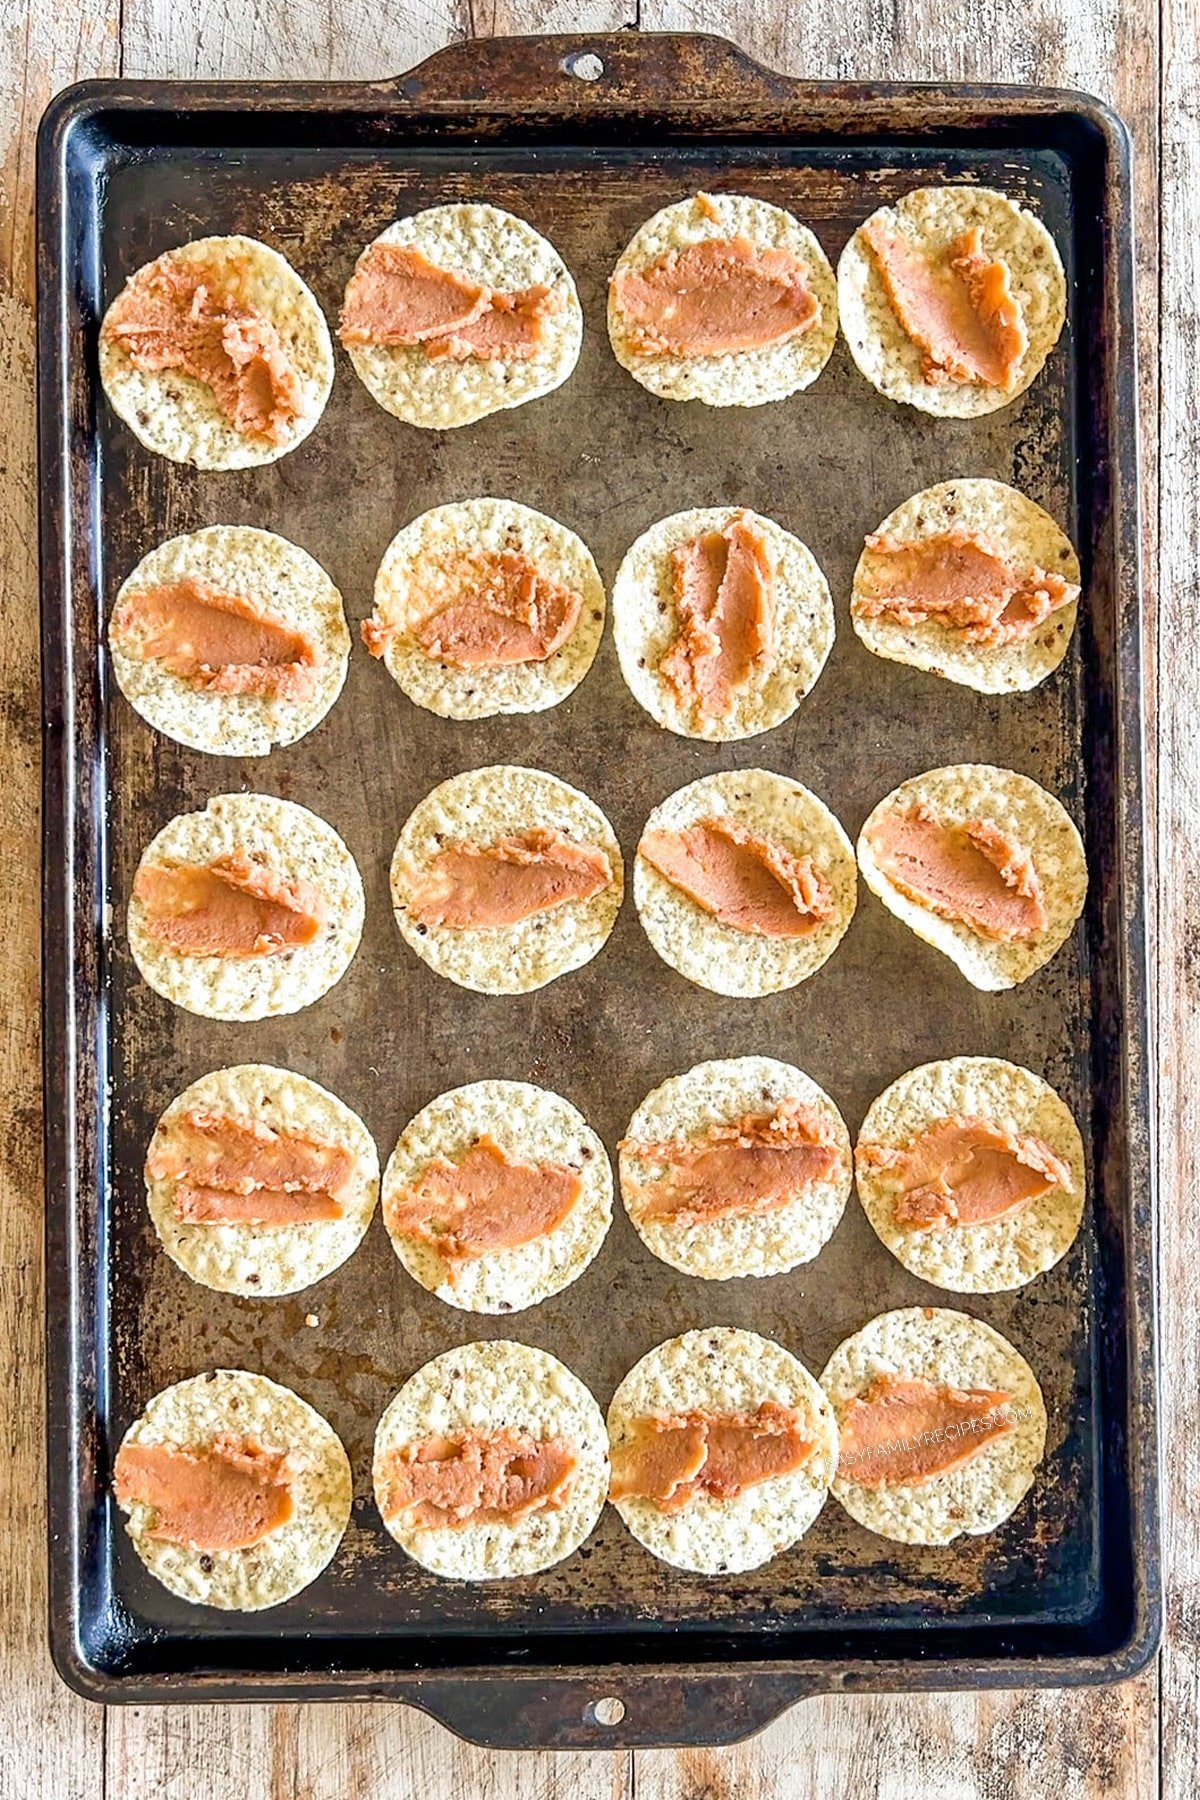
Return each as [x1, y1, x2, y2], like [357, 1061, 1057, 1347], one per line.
[391, 29, 790, 114]
[405, 1670, 820, 1750]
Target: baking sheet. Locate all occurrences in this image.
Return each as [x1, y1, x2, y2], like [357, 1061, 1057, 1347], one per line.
[39, 34, 1157, 1741]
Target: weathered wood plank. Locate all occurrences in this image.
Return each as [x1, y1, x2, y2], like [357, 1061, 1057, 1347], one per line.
[289, 1706, 630, 1800]
[106, 1700, 633, 1800]
[0, 1, 118, 1796]
[635, 1684, 1156, 1800]
[466, 1, 634, 33]
[120, 0, 464, 81]
[106, 1707, 276, 1800]
[1158, 0, 1197, 1791]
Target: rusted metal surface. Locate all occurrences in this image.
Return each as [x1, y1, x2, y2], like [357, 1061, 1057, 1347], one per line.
[38, 32, 1156, 1746]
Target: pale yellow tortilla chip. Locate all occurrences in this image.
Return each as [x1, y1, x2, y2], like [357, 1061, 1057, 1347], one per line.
[619, 1056, 851, 1279]
[342, 203, 582, 428]
[612, 506, 834, 741]
[145, 1063, 379, 1297]
[373, 1341, 608, 1580]
[381, 1079, 612, 1314]
[390, 764, 623, 996]
[851, 478, 1080, 694]
[837, 185, 1066, 417]
[99, 235, 333, 469]
[821, 1307, 1046, 1545]
[127, 792, 364, 1021]
[109, 525, 351, 755]
[855, 1056, 1085, 1292]
[607, 1327, 838, 1573]
[366, 498, 604, 720]
[608, 192, 838, 406]
[115, 1370, 352, 1609]
[856, 763, 1086, 990]
[634, 768, 857, 997]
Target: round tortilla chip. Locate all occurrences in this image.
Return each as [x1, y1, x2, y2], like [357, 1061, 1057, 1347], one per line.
[856, 762, 1087, 991]
[382, 1079, 612, 1314]
[607, 192, 838, 406]
[145, 1064, 380, 1297]
[619, 1056, 851, 1280]
[341, 203, 582, 429]
[372, 1340, 608, 1580]
[115, 1369, 352, 1610]
[128, 792, 365, 1021]
[633, 768, 857, 997]
[854, 1057, 1085, 1293]
[109, 526, 351, 756]
[99, 235, 334, 469]
[607, 1327, 838, 1574]
[612, 506, 834, 742]
[820, 1307, 1047, 1545]
[837, 185, 1066, 417]
[390, 764, 623, 996]
[367, 498, 605, 720]
[851, 479, 1080, 694]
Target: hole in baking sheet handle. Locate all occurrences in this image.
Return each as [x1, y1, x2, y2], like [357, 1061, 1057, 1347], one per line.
[586, 1695, 626, 1726]
[563, 50, 605, 82]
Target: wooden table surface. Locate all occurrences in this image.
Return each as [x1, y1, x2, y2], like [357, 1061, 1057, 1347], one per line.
[3, 0, 1189, 1794]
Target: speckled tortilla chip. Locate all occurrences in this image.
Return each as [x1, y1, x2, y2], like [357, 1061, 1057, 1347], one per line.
[115, 1370, 351, 1609]
[367, 499, 604, 721]
[820, 1308, 1046, 1545]
[608, 192, 838, 406]
[634, 768, 856, 997]
[99, 235, 334, 469]
[110, 527, 350, 755]
[372, 1341, 608, 1579]
[837, 186, 1066, 418]
[607, 1328, 837, 1573]
[391, 765, 623, 996]
[382, 1079, 611, 1314]
[856, 762, 1086, 990]
[128, 792, 364, 1021]
[851, 479, 1080, 693]
[342, 204, 582, 429]
[620, 1057, 851, 1280]
[145, 1064, 379, 1297]
[855, 1057, 1085, 1293]
[613, 506, 833, 742]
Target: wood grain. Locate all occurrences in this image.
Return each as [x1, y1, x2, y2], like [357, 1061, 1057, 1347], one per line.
[0, 3, 116, 1798]
[1158, 0, 1197, 1793]
[120, 0, 461, 81]
[465, 1, 634, 32]
[637, 1684, 1156, 1800]
[4, 0, 1175, 1797]
[106, 1703, 633, 1800]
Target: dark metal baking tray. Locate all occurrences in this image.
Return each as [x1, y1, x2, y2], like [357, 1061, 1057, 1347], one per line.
[38, 31, 1158, 1748]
